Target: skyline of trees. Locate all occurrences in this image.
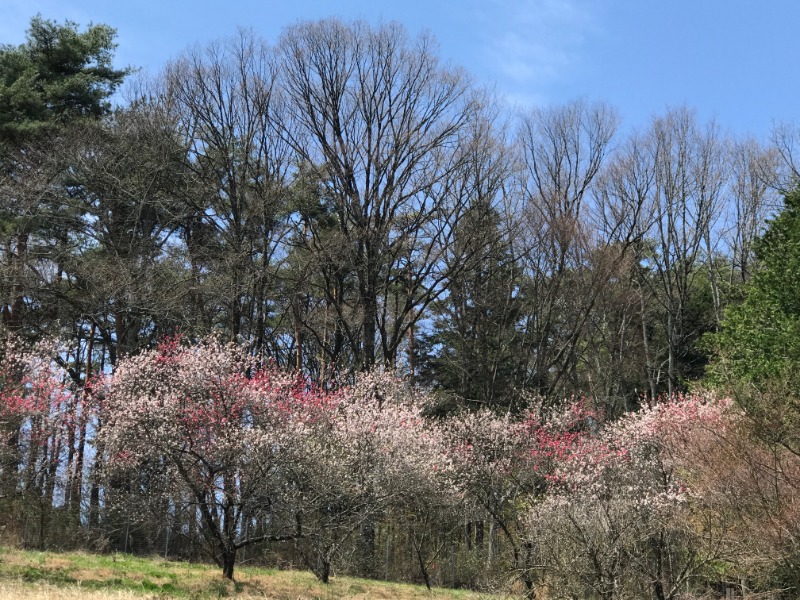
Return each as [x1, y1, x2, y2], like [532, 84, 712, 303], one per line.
[0, 17, 794, 407]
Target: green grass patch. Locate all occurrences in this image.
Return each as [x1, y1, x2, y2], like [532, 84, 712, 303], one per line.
[0, 546, 502, 599]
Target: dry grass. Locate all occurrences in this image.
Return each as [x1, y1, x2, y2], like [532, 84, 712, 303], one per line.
[0, 579, 144, 599]
[0, 547, 502, 599]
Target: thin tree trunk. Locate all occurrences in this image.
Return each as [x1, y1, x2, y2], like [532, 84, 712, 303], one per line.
[71, 323, 94, 523]
[415, 542, 431, 590]
[293, 293, 304, 370]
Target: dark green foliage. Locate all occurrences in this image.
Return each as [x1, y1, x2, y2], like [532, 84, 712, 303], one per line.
[0, 15, 129, 341]
[57, 106, 195, 359]
[708, 188, 800, 449]
[0, 15, 128, 142]
[710, 188, 800, 385]
[421, 199, 523, 410]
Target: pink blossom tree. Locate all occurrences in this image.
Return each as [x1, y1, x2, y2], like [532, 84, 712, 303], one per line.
[0, 337, 77, 546]
[102, 342, 458, 584]
[101, 337, 312, 579]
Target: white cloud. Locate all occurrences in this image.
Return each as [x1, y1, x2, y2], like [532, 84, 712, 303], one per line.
[470, 0, 598, 106]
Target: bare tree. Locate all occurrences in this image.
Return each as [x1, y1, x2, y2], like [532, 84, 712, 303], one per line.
[276, 19, 488, 372]
[727, 138, 781, 284]
[771, 121, 800, 190]
[163, 30, 292, 351]
[642, 107, 726, 395]
[591, 131, 660, 402]
[513, 99, 642, 398]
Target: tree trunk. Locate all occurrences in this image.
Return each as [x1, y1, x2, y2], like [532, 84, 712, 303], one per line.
[667, 311, 675, 397]
[88, 414, 103, 528]
[319, 556, 331, 584]
[222, 547, 237, 580]
[5, 233, 28, 332]
[1, 426, 20, 499]
[416, 543, 431, 590]
[360, 519, 375, 577]
[650, 533, 666, 600]
[362, 293, 377, 370]
[70, 325, 94, 523]
[522, 541, 536, 599]
[293, 293, 304, 370]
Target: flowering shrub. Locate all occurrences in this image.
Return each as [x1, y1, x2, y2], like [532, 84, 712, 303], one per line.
[4, 335, 798, 596]
[284, 371, 452, 583]
[528, 394, 733, 600]
[102, 344, 454, 582]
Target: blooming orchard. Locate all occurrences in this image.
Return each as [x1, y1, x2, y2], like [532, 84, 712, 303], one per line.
[3, 335, 788, 597]
[100, 340, 455, 581]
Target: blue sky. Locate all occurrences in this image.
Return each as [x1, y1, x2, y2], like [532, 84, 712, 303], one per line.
[2, 0, 797, 139]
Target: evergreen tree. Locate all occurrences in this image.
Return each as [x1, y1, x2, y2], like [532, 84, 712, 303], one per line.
[0, 15, 128, 142]
[709, 187, 800, 450]
[422, 199, 523, 410]
[0, 16, 129, 336]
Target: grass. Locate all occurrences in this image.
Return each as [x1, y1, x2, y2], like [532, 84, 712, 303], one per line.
[0, 546, 501, 599]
